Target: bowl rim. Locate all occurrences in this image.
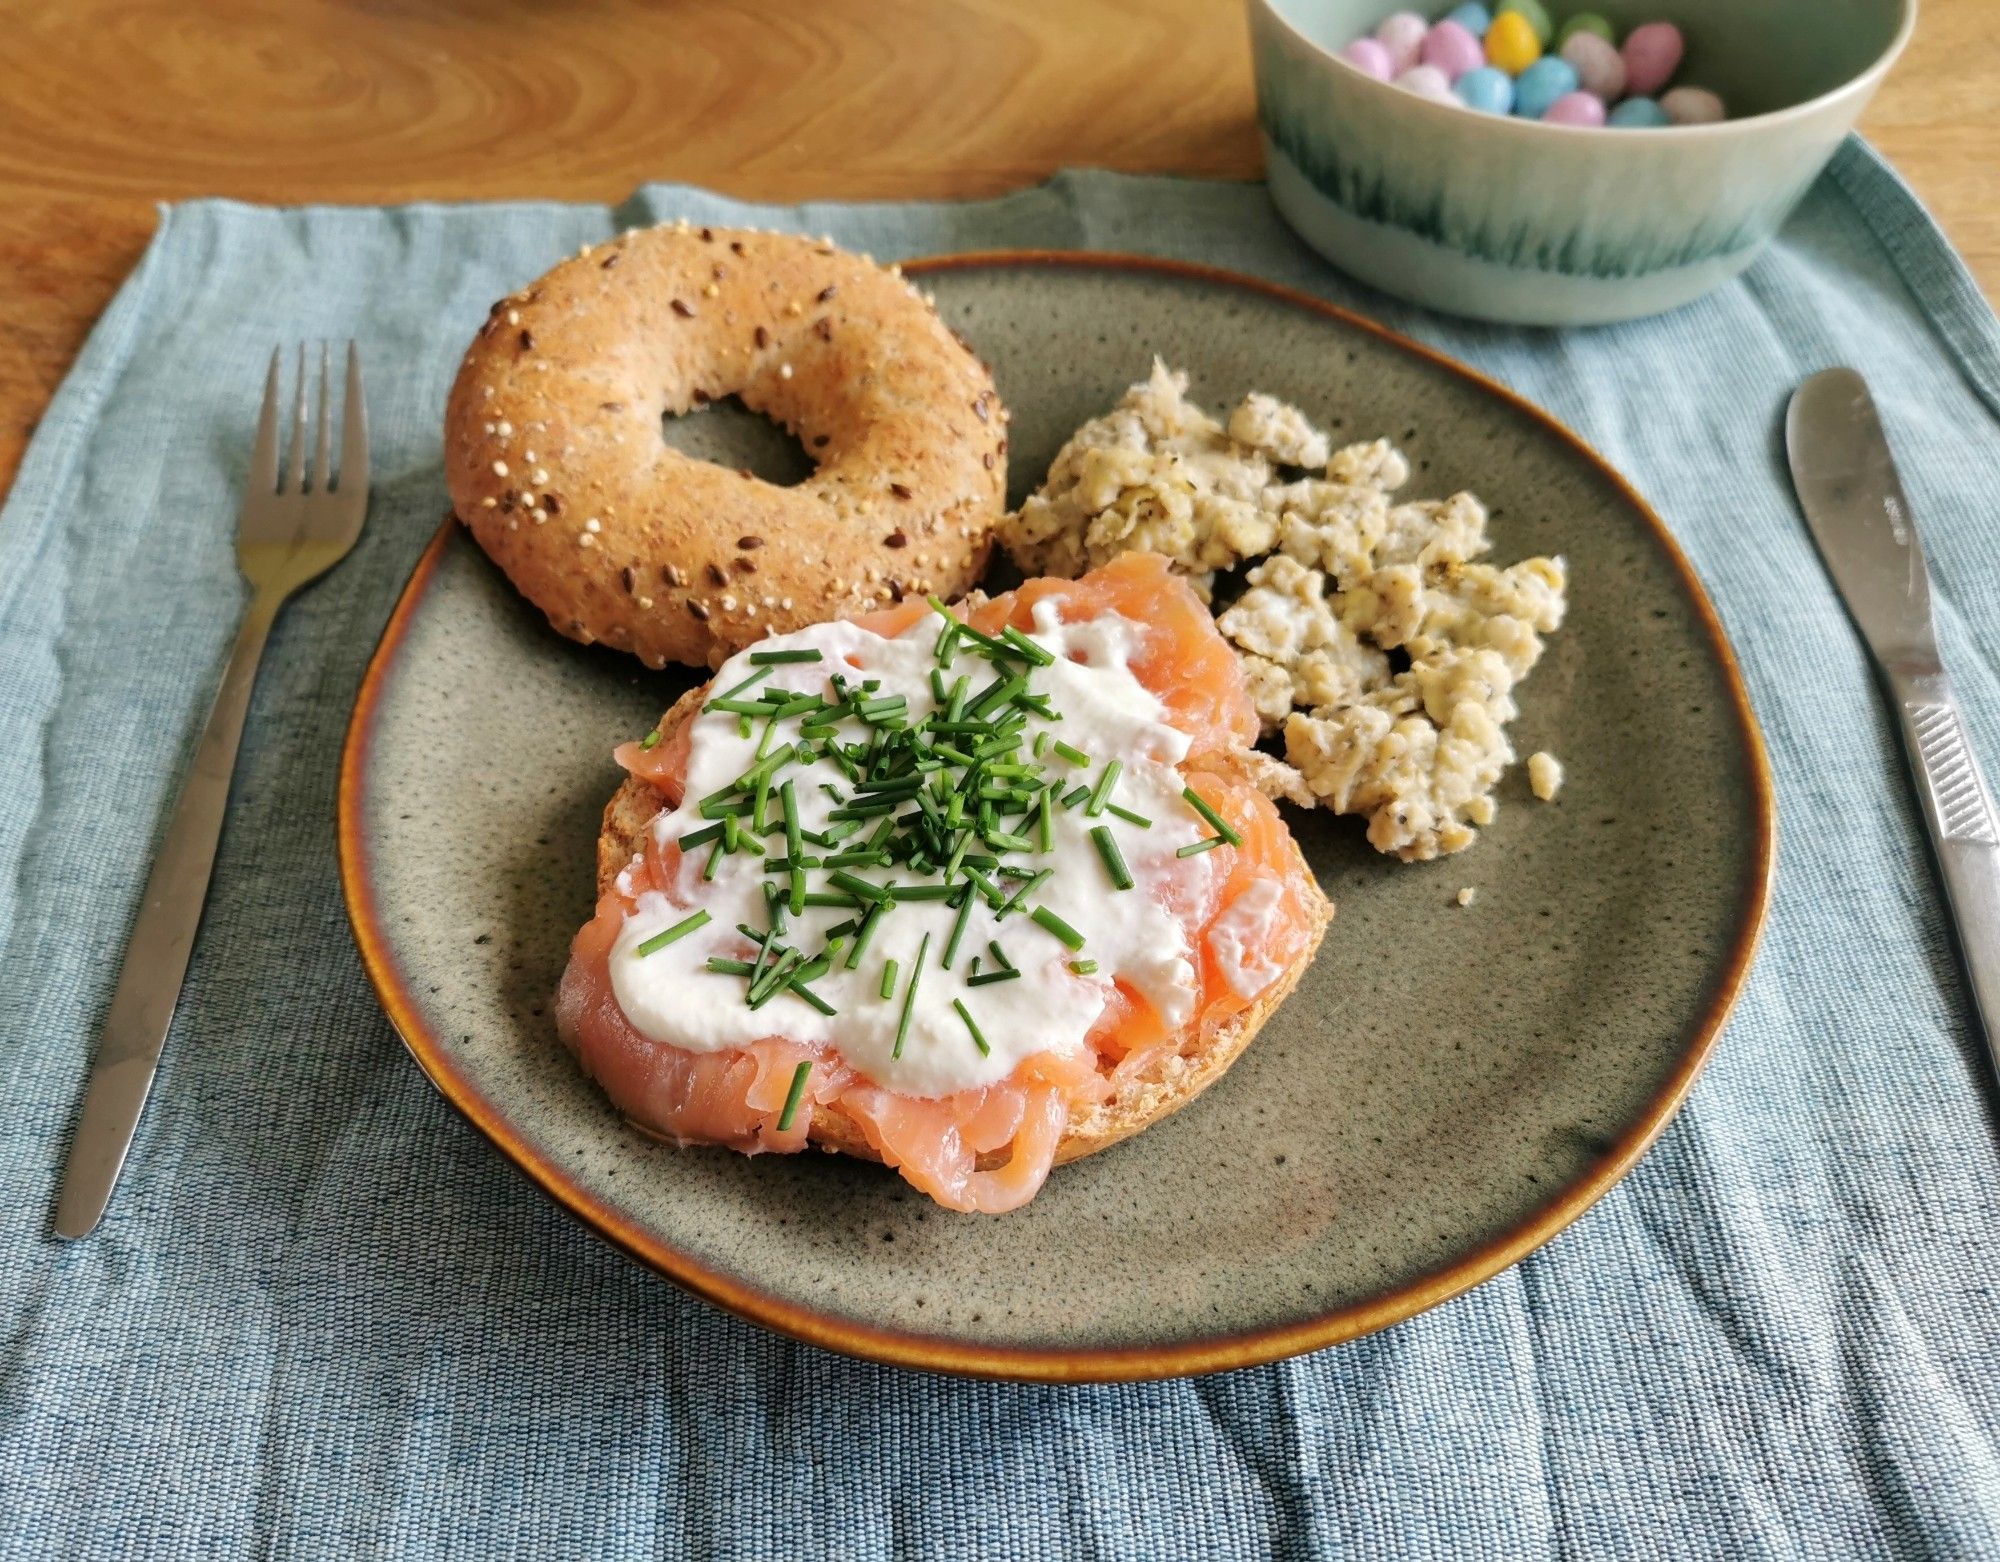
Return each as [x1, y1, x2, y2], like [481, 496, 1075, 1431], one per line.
[338, 250, 1778, 1385]
[1251, 0, 1918, 139]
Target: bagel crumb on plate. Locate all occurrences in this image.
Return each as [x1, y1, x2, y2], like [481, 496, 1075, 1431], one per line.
[444, 223, 1009, 671]
[556, 553, 1331, 1214]
[999, 361, 1568, 862]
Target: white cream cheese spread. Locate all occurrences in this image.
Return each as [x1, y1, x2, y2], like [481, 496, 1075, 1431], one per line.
[608, 601, 1252, 1098]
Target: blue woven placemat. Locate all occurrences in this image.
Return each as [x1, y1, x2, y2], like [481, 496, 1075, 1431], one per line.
[3, 141, 1998, 1558]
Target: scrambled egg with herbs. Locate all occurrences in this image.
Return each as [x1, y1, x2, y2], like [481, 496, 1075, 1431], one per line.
[1000, 363, 1567, 862]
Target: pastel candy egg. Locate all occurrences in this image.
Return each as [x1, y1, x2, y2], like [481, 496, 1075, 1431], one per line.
[1495, 0, 1553, 46]
[1442, 3, 1493, 35]
[1484, 11, 1542, 74]
[1340, 37, 1396, 79]
[1556, 12, 1615, 46]
[1621, 21, 1684, 97]
[1420, 20, 1486, 82]
[1607, 95, 1671, 127]
[1373, 11, 1431, 71]
[1512, 55, 1578, 118]
[1394, 63, 1459, 101]
[1661, 85, 1727, 124]
[1454, 65, 1516, 113]
[1541, 89, 1607, 126]
[1559, 31, 1626, 100]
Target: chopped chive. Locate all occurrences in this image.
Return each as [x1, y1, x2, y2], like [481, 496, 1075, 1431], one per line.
[999, 625, 1055, 666]
[777, 1062, 812, 1129]
[705, 957, 756, 976]
[780, 779, 802, 858]
[1085, 759, 1123, 817]
[986, 940, 1017, 973]
[1105, 803, 1152, 828]
[1030, 905, 1085, 951]
[943, 890, 975, 967]
[750, 648, 823, 665]
[1182, 786, 1243, 846]
[891, 933, 931, 1059]
[880, 959, 900, 1000]
[639, 728, 663, 751]
[636, 909, 711, 956]
[984, 829, 1034, 852]
[1035, 788, 1054, 852]
[965, 968, 1021, 987]
[707, 697, 778, 717]
[1052, 740, 1089, 766]
[886, 883, 955, 902]
[678, 821, 725, 850]
[788, 865, 806, 916]
[738, 714, 753, 740]
[826, 870, 888, 904]
[1069, 958, 1098, 976]
[703, 840, 726, 881]
[788, 981, 836, 1016]
[1032, 731, 1049, 759]
[968, 675, 1026, 720]
[952, 998, 992, 1056]
[845, 903, 886, 968]
[1090, 825, 1134, 890]
[748, 947, 804, 1009]
[1060, 785, 1091, 809]
[996, 867, 1051, 917]
[1177, 836, 1226, 858]
[716, 665, 774, 701]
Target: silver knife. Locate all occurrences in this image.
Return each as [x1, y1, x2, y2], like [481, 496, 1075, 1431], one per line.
[1787, 367, 2000, 1080]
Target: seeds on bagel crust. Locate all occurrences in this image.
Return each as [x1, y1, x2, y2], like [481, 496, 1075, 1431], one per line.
[446, 224, 1008, 669]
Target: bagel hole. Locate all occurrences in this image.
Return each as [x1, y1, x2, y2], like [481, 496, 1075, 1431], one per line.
[662, 395, 814, 488]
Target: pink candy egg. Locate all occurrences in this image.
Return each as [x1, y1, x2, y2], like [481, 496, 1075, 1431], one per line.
[1420, 19, 1487, 82]
[1340, 37, 1396, 79]
[1661, 85, 1726, 124]
[1541, 89, 1608, 126]
[1374, 11, 1431, 72]
[1558, 31, 1626, 100]
[1394, 63, 1459, 101]
[1621, 21, 1684, 97]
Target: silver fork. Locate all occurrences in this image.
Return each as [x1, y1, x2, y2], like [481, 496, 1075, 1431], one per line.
[54, 344, 369, 1239]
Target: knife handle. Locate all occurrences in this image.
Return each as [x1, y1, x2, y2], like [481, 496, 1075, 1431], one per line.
[1890, 667, 2000, 1080]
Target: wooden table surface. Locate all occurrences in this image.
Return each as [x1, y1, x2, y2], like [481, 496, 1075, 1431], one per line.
[1, 0, 1992, 498]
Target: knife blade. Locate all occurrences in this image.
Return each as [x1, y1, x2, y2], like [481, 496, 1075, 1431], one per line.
[1786, 367, 2000, 1090]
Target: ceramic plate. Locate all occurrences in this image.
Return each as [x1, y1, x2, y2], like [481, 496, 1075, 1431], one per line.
[340, 255, 1773, 1381]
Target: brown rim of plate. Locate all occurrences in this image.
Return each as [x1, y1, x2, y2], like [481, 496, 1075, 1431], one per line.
[337, 251, 1778, 1383]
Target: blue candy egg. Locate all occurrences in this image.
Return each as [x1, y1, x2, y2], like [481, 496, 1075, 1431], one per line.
[1512, 55, 1579, 118]
[1607, 95, 1671, 127]
[1442, 2, 1492, 35]
[1454, 65, 1515, 114]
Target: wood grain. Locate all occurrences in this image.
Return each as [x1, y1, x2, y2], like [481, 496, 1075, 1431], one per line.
[0, 0, 1991, 500]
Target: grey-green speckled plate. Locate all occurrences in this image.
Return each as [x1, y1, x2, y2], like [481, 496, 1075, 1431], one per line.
[339, 254, 1773, 1381]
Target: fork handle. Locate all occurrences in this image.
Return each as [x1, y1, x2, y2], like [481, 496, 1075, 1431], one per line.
[1890, 666, 2000, 1089]
[54, 594, 279, 1238]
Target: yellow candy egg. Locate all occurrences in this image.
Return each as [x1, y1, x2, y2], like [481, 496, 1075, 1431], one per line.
[1485, 11, 1542, 74]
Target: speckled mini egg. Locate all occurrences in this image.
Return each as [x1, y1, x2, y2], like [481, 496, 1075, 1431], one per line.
[1495, 0, 1554, 46]
[1373, 10, 1431, 72]
[1454, 64, 1516, 113]
[1607, 94, 1671, 127]
[1340, 37, 1396, 79]
[1513, 55, 1579, 118]
[1621, 21, 1685, 97]
[1541, 89, 1608, 126]
[1483, 11, 1542, 74]
[1394, 63, 1460, 102]
[1661, 85, 1727, 124]
[1420, 19, 1487, 82]
[1558, 31, 1626, 100]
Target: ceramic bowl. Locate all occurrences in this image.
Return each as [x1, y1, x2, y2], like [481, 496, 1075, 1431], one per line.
[1249, 0, 1915, 325]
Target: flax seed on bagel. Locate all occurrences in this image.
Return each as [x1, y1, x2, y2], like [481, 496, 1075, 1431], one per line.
[444, 224, 1009, 669]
